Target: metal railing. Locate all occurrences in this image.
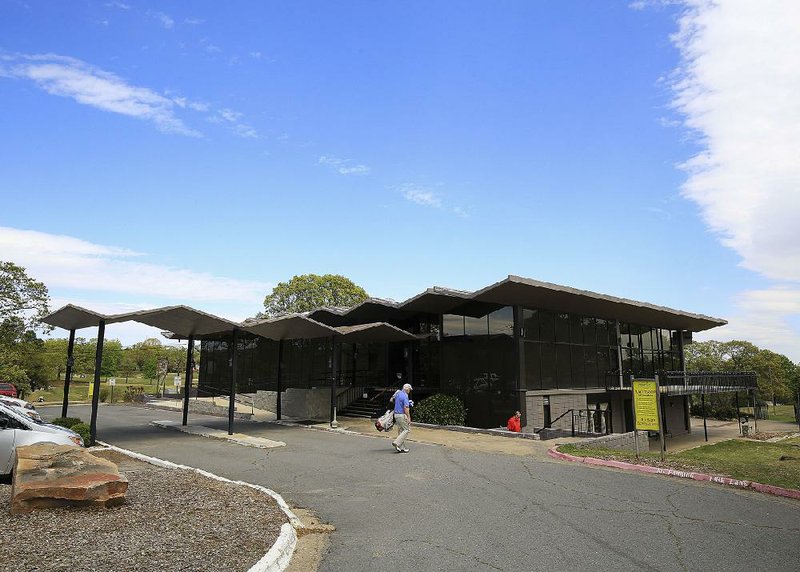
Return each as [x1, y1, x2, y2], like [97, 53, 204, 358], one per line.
[336, 385, 365, 412]
[606, 371, 757, 396]
[535, 408, 611, 437]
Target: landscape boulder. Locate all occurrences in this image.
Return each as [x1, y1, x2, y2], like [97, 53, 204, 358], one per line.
[10, 443, 128, 514]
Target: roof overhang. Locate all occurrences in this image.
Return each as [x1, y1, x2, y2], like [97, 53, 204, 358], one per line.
[471, 276, 726, 332]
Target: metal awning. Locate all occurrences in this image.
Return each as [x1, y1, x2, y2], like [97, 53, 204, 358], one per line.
[110, 306, 238, 338]
[242, 314, 416, 343]
[42, 304, 122, 330]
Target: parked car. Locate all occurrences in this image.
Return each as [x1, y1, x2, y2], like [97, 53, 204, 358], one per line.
[0, 383, 17, 398]
[0, 398, 42, 422]
[0, 402, 84, 476]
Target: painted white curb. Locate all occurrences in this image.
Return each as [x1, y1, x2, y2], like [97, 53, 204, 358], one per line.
[96, 442, 302, 571]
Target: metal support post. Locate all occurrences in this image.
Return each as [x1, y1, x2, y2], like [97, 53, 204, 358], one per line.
[228, 329, 238, 436]
[735, 391, 741, 435]
[276, 339, 283, 420]
[657, 375, 666, 461]
[182, 335, 194, 426]
[330, 337, 340, 428]
[701, 393, 708, 441]
[89, 320, 105, 447]
[61, 328, 76, 418]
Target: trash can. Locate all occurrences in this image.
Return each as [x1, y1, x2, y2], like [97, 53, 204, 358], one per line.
[740, 417, 749, 436]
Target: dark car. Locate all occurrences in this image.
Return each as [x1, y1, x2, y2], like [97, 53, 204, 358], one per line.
[0, 383, 17, 398]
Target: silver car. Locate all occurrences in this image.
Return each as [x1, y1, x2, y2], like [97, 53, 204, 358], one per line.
[0, 402, 84, 476]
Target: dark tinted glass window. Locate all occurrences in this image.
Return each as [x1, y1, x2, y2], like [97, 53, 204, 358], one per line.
[525, 342, 541, 390]
[570, 346, 585, 389]
[522, 309, 539, 341]
[465, 315, 487, 336]
[443, 314, 464, 337]
[584, 346, 599, 388]
[540, 343, 556, 389]
[488, 307, 514, 336]
[539, 310, 555, 342]
[556, 344, 571, 388]
[556, 313, 570, 343]
[569, 314, 583, 344]
[582, 317, 596, 346]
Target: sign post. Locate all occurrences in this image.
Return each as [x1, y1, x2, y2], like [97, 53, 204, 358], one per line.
[632, 378, 661, 460]
[108, 378, 116, 404]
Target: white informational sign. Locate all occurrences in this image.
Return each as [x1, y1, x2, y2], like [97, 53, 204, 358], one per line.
[174, 379, 181, 387]
[108, 379, 116, 386]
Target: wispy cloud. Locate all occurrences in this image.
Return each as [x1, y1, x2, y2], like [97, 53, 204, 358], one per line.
[318, 155, 371, 175]
[148, 10, 174, 29]
[104, 1, 130, 10]
[670, 1, 800, 359]
[401, 184, 442, 208]
[211, 108, 258, 139]
[0, 226, 270, 306]
[184, 17, 204, 25]
[0, 54, 200, 136]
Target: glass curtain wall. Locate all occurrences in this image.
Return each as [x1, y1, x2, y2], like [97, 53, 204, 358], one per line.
[522, 307, 682, 390]
[441, 306, 516, 428]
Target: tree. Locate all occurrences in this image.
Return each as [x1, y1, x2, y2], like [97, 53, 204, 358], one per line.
[261, 274, 369, 317]
[0, 261, 51, 332]
[0, 262, 51, 394]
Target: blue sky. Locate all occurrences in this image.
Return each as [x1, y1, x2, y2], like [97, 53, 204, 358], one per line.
[1, 1, 798, 360]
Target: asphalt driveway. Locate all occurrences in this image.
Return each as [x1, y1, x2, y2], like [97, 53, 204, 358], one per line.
[48, 404, 800, 572]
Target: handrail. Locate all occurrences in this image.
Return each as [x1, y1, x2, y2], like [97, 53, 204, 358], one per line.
[534, 408, 574, 434]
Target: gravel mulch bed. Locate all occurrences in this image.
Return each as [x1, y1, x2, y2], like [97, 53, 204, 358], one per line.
[0, 449, 288, 572]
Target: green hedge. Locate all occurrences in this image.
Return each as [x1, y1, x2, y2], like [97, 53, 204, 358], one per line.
[69, 423, 91, 445]
[413, 394, 466, 426]
[50, 417, 83, 429]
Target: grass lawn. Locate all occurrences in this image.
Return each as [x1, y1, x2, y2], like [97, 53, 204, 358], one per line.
[740, 403, 797, 423]
[28, 374, 181, 404]
[560, 437, 800, 490]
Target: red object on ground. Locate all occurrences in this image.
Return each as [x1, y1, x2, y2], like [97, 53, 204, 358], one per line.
[507, 416, 521, 432]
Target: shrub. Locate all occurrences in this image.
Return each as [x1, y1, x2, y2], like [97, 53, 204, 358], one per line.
[50, 417, 83, 429]
[99, 386, 110, 403]
[412, 394, 466, 426]
[123, 386, 146, 403]
[69, 423, 91, 445]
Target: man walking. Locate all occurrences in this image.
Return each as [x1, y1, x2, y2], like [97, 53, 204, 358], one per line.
[391, 383, 412, 453]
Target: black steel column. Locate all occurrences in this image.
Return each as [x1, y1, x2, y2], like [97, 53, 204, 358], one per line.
[228, 329, 238, 436]
[735, 391, 741, 435]
[182, 335, 194, 426]
[330, 337, 340, 424]
[405, 341, 413, 387]
[276, 339, 283, 420]
[702, 393, 708, 441]
[61, 328, 76, 418]
[660, 390, 668, 452]
[89, 320, 105, 446]
[514, 306, 526, 427]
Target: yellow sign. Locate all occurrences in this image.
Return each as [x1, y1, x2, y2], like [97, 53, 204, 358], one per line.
[633, 379, 659, 431]
[87, 382, 94, 400]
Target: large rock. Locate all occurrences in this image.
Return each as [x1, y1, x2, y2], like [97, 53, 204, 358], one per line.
[11, 443, 128, 514]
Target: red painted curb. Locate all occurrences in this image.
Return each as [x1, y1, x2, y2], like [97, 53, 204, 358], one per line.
[548, 447, 800, 501]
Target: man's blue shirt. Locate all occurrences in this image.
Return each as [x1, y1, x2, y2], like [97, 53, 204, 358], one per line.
[394, 390, 410, 414]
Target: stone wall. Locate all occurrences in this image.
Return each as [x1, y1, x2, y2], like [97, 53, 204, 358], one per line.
[188, 400, 252, 420]
[572, 430, 650, 453]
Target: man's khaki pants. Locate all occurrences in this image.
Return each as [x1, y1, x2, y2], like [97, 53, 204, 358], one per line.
[392, 413, 410, 449]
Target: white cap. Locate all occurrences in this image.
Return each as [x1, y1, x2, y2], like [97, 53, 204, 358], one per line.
[403, 383, 412, 391]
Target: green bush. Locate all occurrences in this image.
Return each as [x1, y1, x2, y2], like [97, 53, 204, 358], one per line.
[413, 394, 466, 426]
[99, 387, 110, 403]
[50, 417, 83, 429]
[123, 386, 146, 403]
[69, 423, 91, 445]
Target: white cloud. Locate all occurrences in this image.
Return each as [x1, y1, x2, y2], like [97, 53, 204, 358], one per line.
[318, 155, 371, 175]
[104, 2, 130, 10]
[671, 1, 800, 361]
[695, 287, 800, 361]
[149, 10, 174, 29]
[671, 1, 800, 283]
[0, 54, 200, 136]
[215, 108, 259, 139]
[400, 184, 442, 208]
[0, 227, 270, 306]
[184, 18, 204, 25]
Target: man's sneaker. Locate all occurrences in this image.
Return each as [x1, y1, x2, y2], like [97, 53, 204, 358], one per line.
[400, 447, 410, 453]
[392, 442, 401, 452]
